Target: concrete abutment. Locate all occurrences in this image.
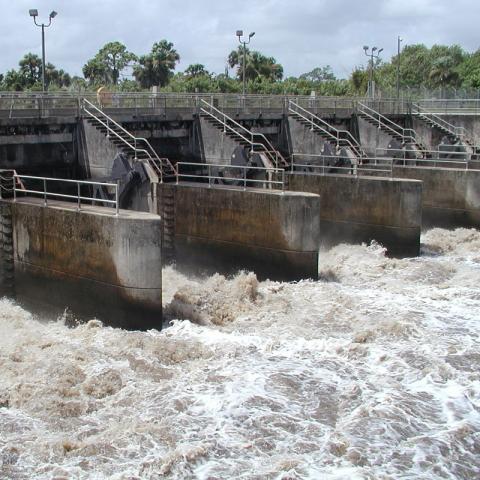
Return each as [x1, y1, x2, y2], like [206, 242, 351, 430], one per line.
[160, 183, 320, 281]
[7, 198, 163, 330]
[287, 172, 422, 257]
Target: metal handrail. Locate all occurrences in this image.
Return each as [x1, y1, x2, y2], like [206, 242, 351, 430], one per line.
[82, 98, 177, 181]
[3, 93, 480, 116]
[289, 100, 365, 159]
[290, 153, 393, 177]
[10, 174, 120, 215]
[176, 161, 285, 191]
[412, 103, 467, 139]
[358, 102, 418, 144]
[375, 146, 472, 158]
[199, 99, 286, 168]
[376, 147, 473, 168]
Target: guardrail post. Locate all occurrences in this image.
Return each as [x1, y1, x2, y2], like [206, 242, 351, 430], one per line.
[243, 168, 247, 191]
[12, 176, 16, 202]
[208, 164, 212, 188]
[134, 138, 137, 160]
[116, 180, 120, 216]
[43, 178, 47, 206]
[77, 183, 81, 211]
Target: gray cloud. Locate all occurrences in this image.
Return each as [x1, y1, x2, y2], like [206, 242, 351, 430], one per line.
[0, 0, 478, 80]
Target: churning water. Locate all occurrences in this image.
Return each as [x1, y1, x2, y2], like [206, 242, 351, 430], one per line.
[0, 228, 479, 479]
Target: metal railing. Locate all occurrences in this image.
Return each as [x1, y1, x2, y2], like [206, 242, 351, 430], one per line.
[176, 162, 285, 190]
[4, 92, 480, 117]
[82, 98, 177, 181]
[289, 100, 365, 159]
[412, 103, 467, 139]
[375, 148, 473, 169]
[4, 173, 120, 214]
[199, 99, 287, 168]
[357, 102, 419, 144]
[290, 153, 393, 177]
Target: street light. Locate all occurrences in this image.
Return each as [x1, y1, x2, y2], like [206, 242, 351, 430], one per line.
[396, 36, 403, 101]
[29, 9, 58, 92]
[363, 45, 383, 98]
[237, 30, 255, 96]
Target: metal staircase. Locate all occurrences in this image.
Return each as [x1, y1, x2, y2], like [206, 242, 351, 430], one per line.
[199, 99, 288, 169]
[82, 98, 177, 182]
[288, 100, 366, 160]
[357, 102, 429, 157]
[412, 103, 477, 153]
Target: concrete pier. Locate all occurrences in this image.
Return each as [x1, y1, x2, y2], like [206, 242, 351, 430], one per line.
[287, 172, 422, 256]
[161, 183, 320, 281]
[393, 166, 480, 229]
[6, 197, 162, 330]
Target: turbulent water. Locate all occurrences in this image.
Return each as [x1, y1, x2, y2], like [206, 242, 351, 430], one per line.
[0, 228, 479, 479]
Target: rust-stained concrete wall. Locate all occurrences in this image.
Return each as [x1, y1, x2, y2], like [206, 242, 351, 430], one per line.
[9, 198, 162, 329]
[287, 173, 422, 257]
[163, 183, 320, 280]
[393, 166, 480, 229]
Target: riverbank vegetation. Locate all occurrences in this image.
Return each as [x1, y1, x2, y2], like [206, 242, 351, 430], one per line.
[1, 40, 480, 97]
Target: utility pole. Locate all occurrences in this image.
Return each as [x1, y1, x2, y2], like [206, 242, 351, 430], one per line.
[396, 36, 403, 101]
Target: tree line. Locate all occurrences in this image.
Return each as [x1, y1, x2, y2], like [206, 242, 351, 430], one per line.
[1, 40, 480, 96]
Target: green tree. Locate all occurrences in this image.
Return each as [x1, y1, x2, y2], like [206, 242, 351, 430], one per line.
[350, 67, 368, 94]
[83, 41, 136, 85]
[44, 63, 71, 89]
[19, 53, 42, 86]
[459, 49, 480, 88]
[184, 63, 209, 78]
[300, 66, 336, 82]
[228, 47, 283, 82]
[82, 57, 107, 85]
[133, 40, 180, 88]
[1, 69, 26, 91]
[427, 45, 465, 88]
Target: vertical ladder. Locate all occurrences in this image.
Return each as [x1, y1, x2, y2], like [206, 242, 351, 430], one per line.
[159, 184, 175, 264]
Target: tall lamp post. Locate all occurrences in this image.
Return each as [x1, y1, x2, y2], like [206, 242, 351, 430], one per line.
[29, 9, 58, 92]
[236, 30, 255, 96]
[396, 36, 403, 101]
[363, 45, 383, 99]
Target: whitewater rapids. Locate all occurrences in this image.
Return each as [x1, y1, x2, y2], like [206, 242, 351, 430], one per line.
[0, 228, 479, 479]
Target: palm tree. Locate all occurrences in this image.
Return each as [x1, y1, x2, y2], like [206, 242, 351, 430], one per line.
[133, 40, 180, 88]
[185, 63, 209, 78]
[19, 53, 42, 86]
[429, 56, 460, 88]
[228, 47, 283, 82]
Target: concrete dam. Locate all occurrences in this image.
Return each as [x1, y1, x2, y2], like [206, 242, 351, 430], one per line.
[1, 92, 479, 329]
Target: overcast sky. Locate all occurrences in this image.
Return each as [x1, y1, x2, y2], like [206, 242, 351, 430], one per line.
[1, 0, 478, 80]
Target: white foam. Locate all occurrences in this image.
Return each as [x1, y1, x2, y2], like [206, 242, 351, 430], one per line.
[0, 228, 479, 478]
